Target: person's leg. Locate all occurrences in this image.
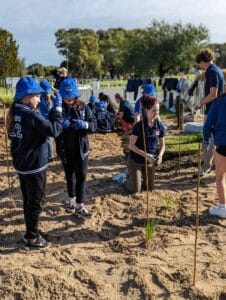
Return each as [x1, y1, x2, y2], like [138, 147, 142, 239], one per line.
[62, 152, 76, 212]
[203, 133, 215, 170]
[125, 157, 142, 193]
[74, 155, 91, 217]
[142, 166, 155, 191]
[209, 150, 226, 218]
[63, 152, 76, 198]
[74, 155, 88, 204]
[22, 171, 46, 239]
[214, 151, 226, 205]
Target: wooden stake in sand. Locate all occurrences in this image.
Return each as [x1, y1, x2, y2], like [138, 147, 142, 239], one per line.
[2, 102, 16, 208]
[193, 143, 202, 286]
[141, 117, 150, 221]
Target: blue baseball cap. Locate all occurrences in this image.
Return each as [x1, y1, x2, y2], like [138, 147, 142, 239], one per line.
[39, 79, 52, 94]
[59, 76, 80, 99]
[95, 101, 106, 111]
[89, 95, 97, 103]
[14, 77, 44, 101]
[142, 84, 156, 96]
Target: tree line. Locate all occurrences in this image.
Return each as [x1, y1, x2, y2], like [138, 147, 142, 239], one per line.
[1, 21, 226, 79]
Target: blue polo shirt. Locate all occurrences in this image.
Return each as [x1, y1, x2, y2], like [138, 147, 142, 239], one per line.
[205, 64, 224, 114]
[119, 99, 135, 123]
[129, 118, 166, 164]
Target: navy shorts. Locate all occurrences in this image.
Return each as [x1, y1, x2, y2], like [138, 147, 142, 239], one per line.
[216, 145, 226, 157]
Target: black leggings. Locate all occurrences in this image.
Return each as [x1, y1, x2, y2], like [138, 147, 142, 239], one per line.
[63, 152, 88, 203]
[216, 145, 226, 157]
[19, 171, 46, 239]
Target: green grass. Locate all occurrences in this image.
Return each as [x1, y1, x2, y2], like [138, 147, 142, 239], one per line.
[160, 105, 176, 119]
[166, 133, 203, 153]
[0, 87, 13, 106]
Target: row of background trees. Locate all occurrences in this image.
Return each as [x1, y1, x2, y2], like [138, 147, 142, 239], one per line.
[1, 21, 226, 79]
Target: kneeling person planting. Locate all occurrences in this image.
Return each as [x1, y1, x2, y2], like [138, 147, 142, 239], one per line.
[124, 95, 165, 193]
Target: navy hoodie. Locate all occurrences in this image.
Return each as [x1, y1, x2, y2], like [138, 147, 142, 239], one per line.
[9, 103, 62, 174]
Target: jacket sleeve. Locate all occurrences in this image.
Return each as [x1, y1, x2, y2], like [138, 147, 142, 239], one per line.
[86, 105, 97, 133]
[33, 109, 63, 138]
[203, 100, 218, 142]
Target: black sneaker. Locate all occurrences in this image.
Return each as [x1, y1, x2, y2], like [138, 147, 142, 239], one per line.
[26, 236, 51, 249]
[74, 207, 92, 218]
[21, 234, 28, 244]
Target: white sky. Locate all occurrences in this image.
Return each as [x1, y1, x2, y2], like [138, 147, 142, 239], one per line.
[1, 0, 226, 66]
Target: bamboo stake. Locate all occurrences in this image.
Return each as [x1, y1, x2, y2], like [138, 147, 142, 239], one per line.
[178, 132, 181, 175]
[141, 118, 149, 221]
[193, 143, 202, 286]
[3, 103, 16, 208]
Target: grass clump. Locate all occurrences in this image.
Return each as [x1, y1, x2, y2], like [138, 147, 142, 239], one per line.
[145, 219, 159, 241]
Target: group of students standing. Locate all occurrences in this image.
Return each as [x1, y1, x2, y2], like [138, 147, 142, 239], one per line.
[7, 48, 226, 248]
[7, 72, 164, 248]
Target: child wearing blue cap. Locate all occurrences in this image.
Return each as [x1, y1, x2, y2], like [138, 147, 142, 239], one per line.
[39, 79, 54, 161]
[7, 77, 63, 248]
[95, 101, 113, 133]
[134, 84, 156, 122]
[87, 94, 97, 114]
[57, 77, 97, 217]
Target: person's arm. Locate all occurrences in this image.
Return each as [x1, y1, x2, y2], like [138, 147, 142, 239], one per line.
[117, 112, 124, 119]
[203, 100, 218, 142]
[158, 137, 165, 157]
[135, 112, 141, 122]
[33, 111, 63, 138]
[128, 134, 145, 158]
[200, 87, 218, 106]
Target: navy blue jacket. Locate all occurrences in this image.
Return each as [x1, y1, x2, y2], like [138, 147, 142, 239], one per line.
[56, 102, 97, 163]
[9, 103, 63, 174]
[203, 94, 226, 146]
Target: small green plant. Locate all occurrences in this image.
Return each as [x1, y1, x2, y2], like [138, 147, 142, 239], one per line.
[145, 219, 159, 241]
[162, 194, 176, 210]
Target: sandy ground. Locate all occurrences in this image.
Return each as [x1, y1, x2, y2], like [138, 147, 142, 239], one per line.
[0, 112, 226, 300]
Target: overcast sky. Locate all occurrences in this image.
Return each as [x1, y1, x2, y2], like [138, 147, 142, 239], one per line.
[1, 0, 226, 66]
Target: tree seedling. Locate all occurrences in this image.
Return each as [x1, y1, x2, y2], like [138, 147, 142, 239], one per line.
[145, 219, 159, 241]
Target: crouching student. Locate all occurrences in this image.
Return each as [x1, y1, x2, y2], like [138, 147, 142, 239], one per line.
[87, 94, 97, 114]
[203, 93, 226, 218]
[8, 77, 63, 248]
[57, 77, 97, 217]
[123, 95, 165, 193]
[114, 93, 135, 131]
[95, 101, 113, 133]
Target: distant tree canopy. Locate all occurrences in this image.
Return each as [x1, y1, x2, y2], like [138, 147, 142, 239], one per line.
[55, 21, 209, 78]
[0, 28, 25, 77]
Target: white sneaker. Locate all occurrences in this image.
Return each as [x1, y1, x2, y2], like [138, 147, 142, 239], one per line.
[209, 205, 226, 218]
[65, 197, 76, 213]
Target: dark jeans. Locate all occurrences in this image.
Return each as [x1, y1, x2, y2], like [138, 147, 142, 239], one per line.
[19, 171, 46, 239]
[63, 152, 88, 203]
[125, 157, 155, 193]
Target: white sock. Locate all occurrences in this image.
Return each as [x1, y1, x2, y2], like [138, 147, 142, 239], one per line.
[76, 203, 84, 209]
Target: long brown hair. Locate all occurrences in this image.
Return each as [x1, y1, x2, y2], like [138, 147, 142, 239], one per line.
[7, 102, 16, 134]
